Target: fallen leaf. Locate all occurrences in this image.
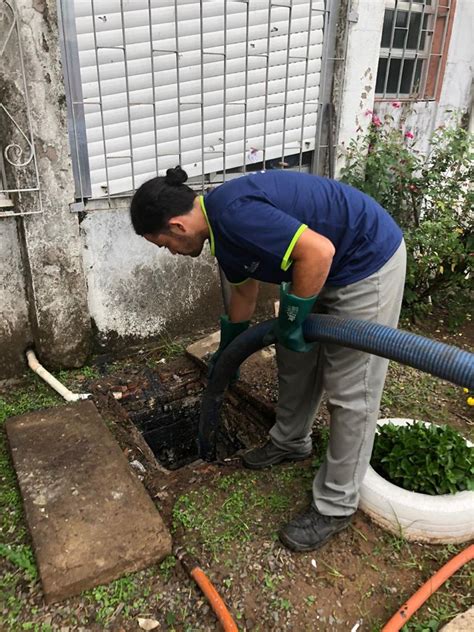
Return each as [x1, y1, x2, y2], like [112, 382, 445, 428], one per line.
[130, 459, 146, 474]
[137, 617, 160, 630]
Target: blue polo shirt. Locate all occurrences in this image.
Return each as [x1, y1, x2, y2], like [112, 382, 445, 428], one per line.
[201, 171, 403, 286]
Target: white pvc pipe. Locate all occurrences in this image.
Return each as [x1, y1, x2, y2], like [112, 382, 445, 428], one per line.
[26, 349, 91, 402]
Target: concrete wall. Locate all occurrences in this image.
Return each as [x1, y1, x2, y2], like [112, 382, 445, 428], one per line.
[335, 0, 386, 173]
[80, 210, 224, 347]
[0, 220, 32, 375]
[0, 0, 272, 377]
[336, 0, 473, 171]
[0, 0, 91, 378]
[80, 208, 279, 350]
[435, 0, 473, 126]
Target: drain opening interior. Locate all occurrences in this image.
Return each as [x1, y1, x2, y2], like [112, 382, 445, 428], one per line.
[118, 365, 269, 471]
[135, 397, 243, 470]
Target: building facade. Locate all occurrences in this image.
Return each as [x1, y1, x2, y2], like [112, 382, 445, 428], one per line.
[1, 0, 472, 377]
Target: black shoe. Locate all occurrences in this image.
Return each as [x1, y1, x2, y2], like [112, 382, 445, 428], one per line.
[241, 440, 311, 470]
[279, 505, 353, 552]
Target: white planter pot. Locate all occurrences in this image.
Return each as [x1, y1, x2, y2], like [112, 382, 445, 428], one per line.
[359, 418, 474, 544]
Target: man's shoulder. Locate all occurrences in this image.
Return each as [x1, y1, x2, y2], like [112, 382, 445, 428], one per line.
[205, 177, 247, 212]
[204, 173, 267, 217]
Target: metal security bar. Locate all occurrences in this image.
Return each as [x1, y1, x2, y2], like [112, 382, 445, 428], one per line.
[59, 0, 341, 209]
[0, 0, 42, 217]
[376, 0, 452, 99]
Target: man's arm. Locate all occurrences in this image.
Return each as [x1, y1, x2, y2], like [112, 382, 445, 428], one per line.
[228, 279, 260, 322]
[269, 228, 334, 353]
[289, 228, 335, 297]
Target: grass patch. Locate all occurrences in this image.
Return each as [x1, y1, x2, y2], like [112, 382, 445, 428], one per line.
[159, 555, 177, 582]
[401, 572, 474, 631]
[157, 333, 186, 359]
[56, 364, 100, 385]
[311, 425, 330, 468]
[0, 384, 62, 534]
[172, 467, 313, 559]
[382, 366, 442, 417]
[0, 381, 61, 539]
[0, 382, 61, 422]
[0, 379, 61, 630]
[0, 544, 37, 581]
[381, 363, 471, 436]
[0, 322, 471, 631]
[373, 535, 471, 632]
[84, 574, 150, 625]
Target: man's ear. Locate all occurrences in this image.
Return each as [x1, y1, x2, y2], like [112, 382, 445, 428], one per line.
[167, 217, 186, 234]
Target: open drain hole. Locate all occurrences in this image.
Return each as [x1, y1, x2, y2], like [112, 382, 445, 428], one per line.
[135, 398, 243, 470]
[117, 365, 266, 471]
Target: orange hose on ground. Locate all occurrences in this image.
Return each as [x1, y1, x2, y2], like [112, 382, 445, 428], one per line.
[382, 544, 474, 632]
[191, 566, 239, 632]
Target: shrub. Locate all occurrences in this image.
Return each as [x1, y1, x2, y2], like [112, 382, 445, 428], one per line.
[340, 112, 473, 325]
[371, 421, 474, 495]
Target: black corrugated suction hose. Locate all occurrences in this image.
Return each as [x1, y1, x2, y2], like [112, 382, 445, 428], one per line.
[198, 315, 474, 462]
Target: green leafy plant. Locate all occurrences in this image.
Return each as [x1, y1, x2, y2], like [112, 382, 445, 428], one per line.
[0, 543, 37, 581]
[371, 421, 474, 495]
[85, 575, 141, 624]
[159, 555, 176, 581]
[340, 111, 473, 325]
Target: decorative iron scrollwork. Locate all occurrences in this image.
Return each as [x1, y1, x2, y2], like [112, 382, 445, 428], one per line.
[1, 104, 35, 167]
[0, 0, 42, 216]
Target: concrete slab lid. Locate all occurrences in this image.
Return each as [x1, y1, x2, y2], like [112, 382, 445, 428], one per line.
[6, 400, 172, 603]
[186, 330, 220, 363]
[186, 328, 276, 366]
[185, 302, 279, 364]
[440, 607, 474, 631]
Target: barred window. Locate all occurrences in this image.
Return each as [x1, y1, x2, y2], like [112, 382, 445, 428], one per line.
[376, 0, 453, 100]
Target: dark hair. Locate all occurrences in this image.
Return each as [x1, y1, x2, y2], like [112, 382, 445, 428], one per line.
[130, 166, 196, 235]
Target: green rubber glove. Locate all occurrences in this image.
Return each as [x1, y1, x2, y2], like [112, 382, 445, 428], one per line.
[271, 282, 317, 352]
[207, 315, 250, 380]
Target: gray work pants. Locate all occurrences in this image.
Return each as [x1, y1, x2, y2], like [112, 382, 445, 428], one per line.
[270, 241, 406, 516]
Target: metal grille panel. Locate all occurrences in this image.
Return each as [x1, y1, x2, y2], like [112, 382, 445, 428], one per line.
[61, 0, 328, 201]
[0, 0, 42, 216]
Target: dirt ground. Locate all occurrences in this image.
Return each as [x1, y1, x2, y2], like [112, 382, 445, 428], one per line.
[0, 312, 473, 631]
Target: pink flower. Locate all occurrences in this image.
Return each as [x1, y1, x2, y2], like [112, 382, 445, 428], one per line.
[372, 114, 382, 127]
[364, 109, 373, 117]
[392, 102, 401, 108]
[405, 130, 415, 139]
